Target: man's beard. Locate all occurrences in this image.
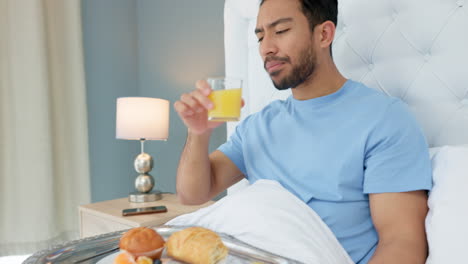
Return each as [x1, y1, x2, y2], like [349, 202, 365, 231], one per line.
[264, 46, 317, 90]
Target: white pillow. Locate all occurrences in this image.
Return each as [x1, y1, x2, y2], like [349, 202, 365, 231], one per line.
[167, 179, 354, 264]
[426, 145, 468, 264]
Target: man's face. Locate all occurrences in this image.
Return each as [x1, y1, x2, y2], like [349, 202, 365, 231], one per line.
[255, 0, 317, 90]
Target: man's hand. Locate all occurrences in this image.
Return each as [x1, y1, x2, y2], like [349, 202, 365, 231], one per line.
[173, 80, 223, 135]
[368, 191, 429, 264]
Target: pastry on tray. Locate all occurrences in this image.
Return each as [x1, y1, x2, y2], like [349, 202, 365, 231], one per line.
[114, 226, 165, 264]
[166, 226, 229, 264]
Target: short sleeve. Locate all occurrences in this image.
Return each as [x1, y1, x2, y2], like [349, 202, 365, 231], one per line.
[217, 117, 250, 175]
[363, 100, 433, 193]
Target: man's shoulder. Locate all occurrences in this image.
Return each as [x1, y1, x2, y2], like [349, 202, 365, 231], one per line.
[346, 80, 403, 112]
[348, 80, 393, 101]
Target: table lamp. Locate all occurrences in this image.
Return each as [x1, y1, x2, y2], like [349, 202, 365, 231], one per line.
[116, 97, 170, 202]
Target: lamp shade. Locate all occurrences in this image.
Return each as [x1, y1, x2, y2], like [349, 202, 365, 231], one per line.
[116, 97, 170, 140]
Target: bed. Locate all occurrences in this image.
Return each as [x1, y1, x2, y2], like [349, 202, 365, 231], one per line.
[224, 0, 468, 263]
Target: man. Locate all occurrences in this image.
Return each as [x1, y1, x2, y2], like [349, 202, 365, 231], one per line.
[173, 0, 432, 263]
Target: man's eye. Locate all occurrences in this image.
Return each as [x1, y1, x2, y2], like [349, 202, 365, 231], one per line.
[276, 29, 290, 34]
[257, 37, 264, 43]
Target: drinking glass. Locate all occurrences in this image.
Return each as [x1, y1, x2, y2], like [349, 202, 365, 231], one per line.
[207, 77, 242, 122]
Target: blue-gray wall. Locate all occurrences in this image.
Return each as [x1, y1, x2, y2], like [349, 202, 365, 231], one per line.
[82, 0, 226, 202]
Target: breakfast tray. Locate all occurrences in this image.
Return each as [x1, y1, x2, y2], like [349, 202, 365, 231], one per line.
[24, 225, 304, 264]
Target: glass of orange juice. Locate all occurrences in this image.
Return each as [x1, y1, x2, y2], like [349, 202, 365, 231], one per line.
[207, 77, 242, 122]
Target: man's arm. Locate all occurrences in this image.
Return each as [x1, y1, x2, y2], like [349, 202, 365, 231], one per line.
[174, 80, 244, 205]
[176, 130, 243, 205]
[368, 191, 429, 264]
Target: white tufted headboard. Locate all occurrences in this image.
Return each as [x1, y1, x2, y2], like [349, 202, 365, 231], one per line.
[224, 0, 468, 148]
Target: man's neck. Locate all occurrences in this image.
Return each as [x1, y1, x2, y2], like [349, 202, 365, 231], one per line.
[291, 59, 347, 101]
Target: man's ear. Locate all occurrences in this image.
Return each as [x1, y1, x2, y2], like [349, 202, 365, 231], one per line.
[316, 21, 336, 49]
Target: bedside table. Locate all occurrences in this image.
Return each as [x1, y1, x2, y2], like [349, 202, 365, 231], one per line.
[78, 193, 214, 238]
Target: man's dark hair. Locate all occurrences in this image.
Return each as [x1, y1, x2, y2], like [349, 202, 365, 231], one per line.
[260, 0, 338, 31]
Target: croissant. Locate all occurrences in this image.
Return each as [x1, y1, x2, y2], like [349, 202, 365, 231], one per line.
[166, 227, 228, 264]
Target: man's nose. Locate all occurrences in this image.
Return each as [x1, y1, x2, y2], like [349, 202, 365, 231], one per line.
[259, 35, 279, 58]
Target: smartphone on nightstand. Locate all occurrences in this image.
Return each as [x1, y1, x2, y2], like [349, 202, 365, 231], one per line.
[122, 205, 167, 216]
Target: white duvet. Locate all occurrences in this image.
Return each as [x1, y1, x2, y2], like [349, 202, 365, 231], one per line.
[166, 179, 354, 264]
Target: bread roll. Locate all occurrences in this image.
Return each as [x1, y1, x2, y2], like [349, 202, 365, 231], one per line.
[119, 227, 165, 260]
[166, 227, 228, 264]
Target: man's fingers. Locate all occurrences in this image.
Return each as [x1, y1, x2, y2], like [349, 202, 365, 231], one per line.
[174, 101, 194, 117]
[192, 90, 213, 110]
[180, 93, 201, 111]
[174, 79, 216, 119]
[196, 80, 212, 96]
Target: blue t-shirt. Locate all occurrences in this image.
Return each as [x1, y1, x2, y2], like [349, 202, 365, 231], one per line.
[218, 80, 433, 264]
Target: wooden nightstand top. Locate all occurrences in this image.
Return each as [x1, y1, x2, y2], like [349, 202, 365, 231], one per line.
[79, 193, 214, 227]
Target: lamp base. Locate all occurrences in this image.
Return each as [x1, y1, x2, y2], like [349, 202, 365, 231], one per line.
[129, 190, 162, 203]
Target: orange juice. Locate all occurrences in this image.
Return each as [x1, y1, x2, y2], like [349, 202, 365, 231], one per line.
[208, 88, 242, 121]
